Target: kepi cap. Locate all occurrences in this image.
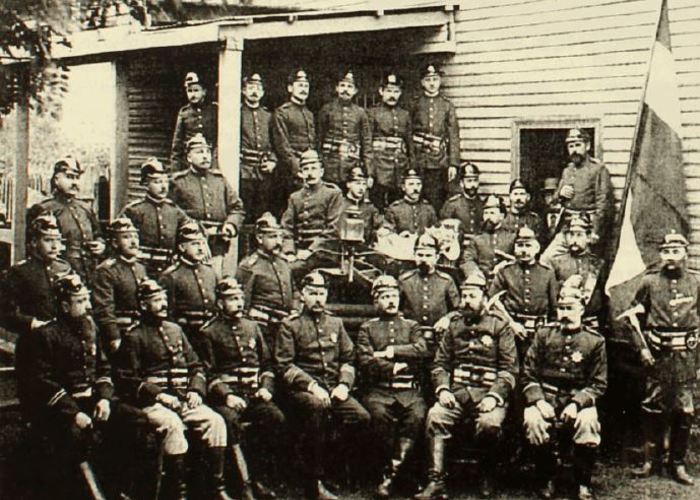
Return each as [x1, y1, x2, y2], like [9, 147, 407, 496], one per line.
[176, 220, 206, 245]
[185, 133, 211, 152]
[402, 168, 422, 182]
[460, 271, 487, 290]
[108, 217, 138, 236]
[215, 277, 243, 297]
[30, 213, 61, 239]
[140, 157, 167, 184]
[299, 149, 322, 169]
[288, 68, 309, 84]
[509, 179, 528, 193]
[483, 194, 504, 212]
[242, 72, 263, 85]
[53, 156, 82, 176]
[301, 271, 327, 289]
[137, 278, 166, 302]
[460, 161, 480, 179]
[414, 233, 439, 252]
[184, 72, 201, 87]
[542, 177, 560, 192]
[565, 128, 590, 144]
[659, 231, 689, 249]
[54, 273, 89, 301]
[420, 63, 442, 79]
[371, 275, 399, 297]
[515, 226, 537, 243]
[346, 166, 367, 183]
[381, 73, 403, 88]
[255, 212, 283, 234]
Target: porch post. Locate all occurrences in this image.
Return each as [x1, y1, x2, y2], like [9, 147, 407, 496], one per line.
[12, 82, 29, 264]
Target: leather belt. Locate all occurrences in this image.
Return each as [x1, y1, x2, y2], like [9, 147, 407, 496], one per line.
[514, 314, 547, 333]
[373, 137, 406, 153]
[647, 328, 698, 351]
[453, 364, 497, 388]
[322, 139, 360, 159]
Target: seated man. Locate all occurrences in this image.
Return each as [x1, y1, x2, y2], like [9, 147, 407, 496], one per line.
[502, 179, 542, 237]
[522, 276, 607, 500]
[384, 169, 437, 237]
[339, 166, 382, 246]
[415, 272, 518, 499]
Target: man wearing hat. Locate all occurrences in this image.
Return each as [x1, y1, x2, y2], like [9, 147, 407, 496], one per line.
[272, 68, 317, 213]
[502, 179, 542, 238]
[410, 63, 460, 212]
[318, 69, 372, 187]
[618, 231, 698, 485]
[200, 277, 285, 500]
[339, 166, 382, 245]
[522, 275, 607, 500]
[439, 161, 484, 237]
[27, 155, 105, 287]
[368, 72, 413, 210]
[171, 132, 245, 257]
[171, 71, 218, 171]
[121, 157, 189, 276]
[281, 149, 344, 253]
[27, 273, 113, 499]
[384, 169, 437, 236]
[274, 271, 370, 500]
[357, 275, 429, 499]
[92, 218, 148, 355]
[240, 72, 278, 222]
[460, 194, 515, 284]
[540, 177, 562, 246]
[415, 272, 518, 499]
[159, 220, 218, 354]
[119, 278, 234, 500]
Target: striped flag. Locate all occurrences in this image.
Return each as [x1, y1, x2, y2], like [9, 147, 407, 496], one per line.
[605, 0, 689, 326]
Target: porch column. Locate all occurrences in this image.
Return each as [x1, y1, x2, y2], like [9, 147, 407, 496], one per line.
[12, 84, 29, 264]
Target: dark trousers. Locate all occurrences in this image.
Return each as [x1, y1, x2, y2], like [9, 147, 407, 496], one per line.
[370, 183, 402, 212]
[215, 397, 286, 445]
[363, 389, 426, 444]
[421, 169, 447, 214]
[241, 177, 274, 224]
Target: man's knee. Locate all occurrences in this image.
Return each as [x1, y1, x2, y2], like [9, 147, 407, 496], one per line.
[475, 407, 506, 438]
[573, 407, 601, 447]
[426, 403, 459, 437]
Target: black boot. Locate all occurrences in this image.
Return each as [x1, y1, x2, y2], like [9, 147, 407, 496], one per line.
[377, 437, 415, 498]
[164, 454, 188, 500]
[305, 480, 338, 500]
[632, 413, 658, 478]
[78, 461, 107, 500]
[476, 428, 501, 498]
[574, 445, 597, 499]
[414, 437, 447, 500]
[231, 444, 256, 500]
[208, 447, 235, 500]
[533, 445, 556, 499]
[669, 413, 694, 485]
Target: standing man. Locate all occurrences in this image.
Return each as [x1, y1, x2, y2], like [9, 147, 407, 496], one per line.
[339, 167, 383, 246]
[27, 155, 105, 287]
[383, 169, 437, 237]
[121, 157, 189, 276]
[272, 68, 317, 214]
[619, 232, 698, 485]
[411, 63, 460, 212]
[522, 278, 607, 500]
[439, 161, 484, 238]
[274, 271, 370, 500]
[171, 133, 245, 257]
[368, 73, 413, 210]
[171, 72, 218, 171]
[357, 275, 429, 499]
[415, 272, 518, 499]
[502, 179, 542, 237]
[540, 177, 562, 247]
[240, 72, 278, 223]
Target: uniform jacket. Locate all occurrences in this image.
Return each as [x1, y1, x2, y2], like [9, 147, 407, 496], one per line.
[159, 258, 218, 327]
[439, 193, 484, 236]
[557, 157, 614, 236]
[170, 167, 245, 227]
[489, 261, 559, 319]
[121, 195, 189, 257]
[281, 182, 344, 244]
[241, 103, 277, 181]
[92, 256, 148, 344]
[339, 195, 383, 245]
[236, 250, 297, 314]
[384, 198, 437, 236]
[502, 210, 543, 237]
[318, 98, 372, 183]
[200, 314, 275, 403]
[120, 319, 206, 407]
[272, 100, 316, 176]
[368, 104, 412, 187]
[433, 310, 518, 405]
[410, 94, 460, 170]
[274, 309, 356, 392]
[523, 323, 607, 410]
[171, 101, 218, 170]
[550, 251, 604, 317]
[399, 269, 460, 326]
[460, 227, 516, 281]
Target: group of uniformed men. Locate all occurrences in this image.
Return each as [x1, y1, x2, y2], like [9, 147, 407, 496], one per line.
[3, 61, 699, 500]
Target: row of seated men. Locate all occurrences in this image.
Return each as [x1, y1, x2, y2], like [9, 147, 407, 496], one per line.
[6, 199, 698, 500]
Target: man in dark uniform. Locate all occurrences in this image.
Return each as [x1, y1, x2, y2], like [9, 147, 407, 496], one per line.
[121, 157, 189, 276]
[119, 279, 233, 500]
[159, 220, 218, 354]
[29, 273, 113, 499]
[171, 72, 218, 171]
[281, 149, 344, 254]
[274, 271, 370, 500]
[410, 63, 460, 212]
[522, 277, 607, 500]
[92, 218, 148, 356]
[439, 161, 483, 238]
[339, 167, 382, 246]
[272, 68, 317, 214]
[540, 177, 562, 247]
[459, 194, 515, 284]
[502, 179, 542, 237]
[368, 73, 413, 210]
[27, 155, 105, 287]
[415, 272, 518, 499]
[384, 169, 437, 237]
[240, 72, 278, 223]
[619, 232, 699, 485]
[318, 70, 372, 187]
[357, 275, 429, 499]
[171, 133, 245, 257]
[200, 277, 285, 500]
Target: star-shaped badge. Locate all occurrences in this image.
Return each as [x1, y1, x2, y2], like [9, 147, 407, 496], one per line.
[481, 335, 494, 347]
[330, 332, 338, 343]
[571, 351, 583, 363]
[248, 338, 256, 350]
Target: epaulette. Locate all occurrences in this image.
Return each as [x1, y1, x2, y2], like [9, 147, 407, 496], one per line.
[200, 316, 217, 331]
[537, 260, 554, 270]
[435, 270, 452, 280]
[687, 269, 700, 275]
[323, 182, 341, 191]
[161, 262, 181, 275]
[389, 199, 403, 207]
[240, 253, 258, 267]
[97, 258, 116, 270]
[122, 199, 144, 211]
[541, 321, 559, 329]
[500, 260, 518, 271]
[209, 170, 224, 176]
[285, 311, 301, 321]
[447, 193, 460, 202]
[55, 258, 71, 269]
[589, 157, 601, 164]
[16, 259, 28, 266]
[422, 199, 431, 204]
[171, 170, 189, 180]
[366, 317, 380, 323]
[125, 321, 141, 335]
[583, 325, 603, 337]
[210, 101, 219, 106]
[178, 104, 190, 113]
[279, 102, 293, 110]
[162, 198, 175, 205]
[399, 269, 416, 280]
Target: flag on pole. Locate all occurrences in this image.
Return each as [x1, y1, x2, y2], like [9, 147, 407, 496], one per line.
[605, 0, 688, 325]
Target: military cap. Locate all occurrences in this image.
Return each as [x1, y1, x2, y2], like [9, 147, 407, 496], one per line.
[287, 68, 309, 84]
[338, 70, 357, 85]
[140, 157, 167, 185]
[558, 275, 585, 305]
[566, 214, 591, 232]
[185, 133, 211, 152]
[137, 278, 166, 302]
[176, 219, 206, 245]
[460, 271, 487, 290]
[215, 277, 244, 297]
[242, 72, 263, 85]
[542, 177, 560, 192]
[659, 231, 689, 249]
[372, 275, 399, 297]
[255, 212, 283, 234]
[381, 73, 403, 88]
[108, 217, 138, 236]
[301, 271, 327, 289]
[54, 273, 89, 301]
[299, 149, 322, 169]
[509, 178, 528, 193]
[29, 213, 61, 239]
[53, 155, 82, 176]
[184, 72, 201, 87]
[414, 233, 439, 252]
[483, 194, 505, 213]
[402, 168, 422, 182]
[565, 128, 590, 144]
[420, 63, 443, 79]
[346, 166, 367, 183]
[515, 226, 537, 243]
[460, 161, 480, 178]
